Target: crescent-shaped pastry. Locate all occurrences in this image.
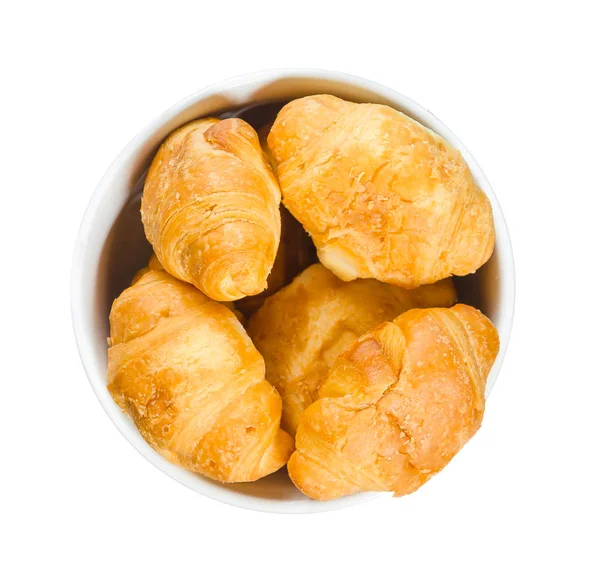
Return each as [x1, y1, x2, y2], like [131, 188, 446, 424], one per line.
[107, 267, 293, 483]
[268, 95, 494, 288]
[142, 117, 281, 301]
[288, 304, 499, 500]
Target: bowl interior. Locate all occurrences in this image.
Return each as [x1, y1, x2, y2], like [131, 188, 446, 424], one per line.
[73, 72, 514, 513]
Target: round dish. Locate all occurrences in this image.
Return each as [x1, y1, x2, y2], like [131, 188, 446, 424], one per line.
[71, 69, 515, 513]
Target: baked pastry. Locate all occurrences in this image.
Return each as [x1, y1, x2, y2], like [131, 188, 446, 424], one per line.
[107, 267, 293, 482]
[268, 95, 495, 288]
[142, 117, 282, 302]
[235, 207, 315, 317]
[247, 264, 456, 435]
[287, 304, 499, 500]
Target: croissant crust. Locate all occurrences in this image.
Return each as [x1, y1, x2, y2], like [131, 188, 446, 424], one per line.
[287, 304, 499, 500]
[107, 268, 293, 483]
[142, 117, 281, 301]
[268, 95, 495, 288]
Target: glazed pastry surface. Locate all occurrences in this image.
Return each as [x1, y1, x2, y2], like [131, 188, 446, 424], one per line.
[107, 268, 293, 482]
[268, 95, 495, 288]
[247, 264, 456, 435]
[287, 304, 499, 500]
[142, 117, 281, 301]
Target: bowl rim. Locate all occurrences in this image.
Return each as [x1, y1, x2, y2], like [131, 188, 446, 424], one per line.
[71, 68, 515, 514]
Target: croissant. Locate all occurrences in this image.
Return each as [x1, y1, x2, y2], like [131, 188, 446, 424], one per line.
[235, 207, 315, 317]
[142, 117, 282, 302]
[287, 304, 499, 500]
[268, 95, 495, 288]
[107, 267, 293, 482]
[247, 264, 456, 436]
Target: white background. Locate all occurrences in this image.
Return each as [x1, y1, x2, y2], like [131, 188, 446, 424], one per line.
[2, 1, 599, 580]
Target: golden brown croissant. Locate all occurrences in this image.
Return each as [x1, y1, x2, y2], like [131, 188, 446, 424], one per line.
[142, 117, 282, 302]
[247, 264, 456, 436]
[235, 207, 315, 317]
[268, 95, 495, 288]
[107, 268, 293, 483]
[287, 304, 499, 500]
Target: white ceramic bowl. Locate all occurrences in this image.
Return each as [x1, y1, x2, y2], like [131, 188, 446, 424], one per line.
[71, 69, 515, 513]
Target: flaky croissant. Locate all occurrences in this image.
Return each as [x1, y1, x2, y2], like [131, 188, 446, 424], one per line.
[268, 95, 495, 288]
[107, 268, 293, 483]
[287, 304, 499, 500]
[247, 264, 456, 436]
[142, 117, 282, 302]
